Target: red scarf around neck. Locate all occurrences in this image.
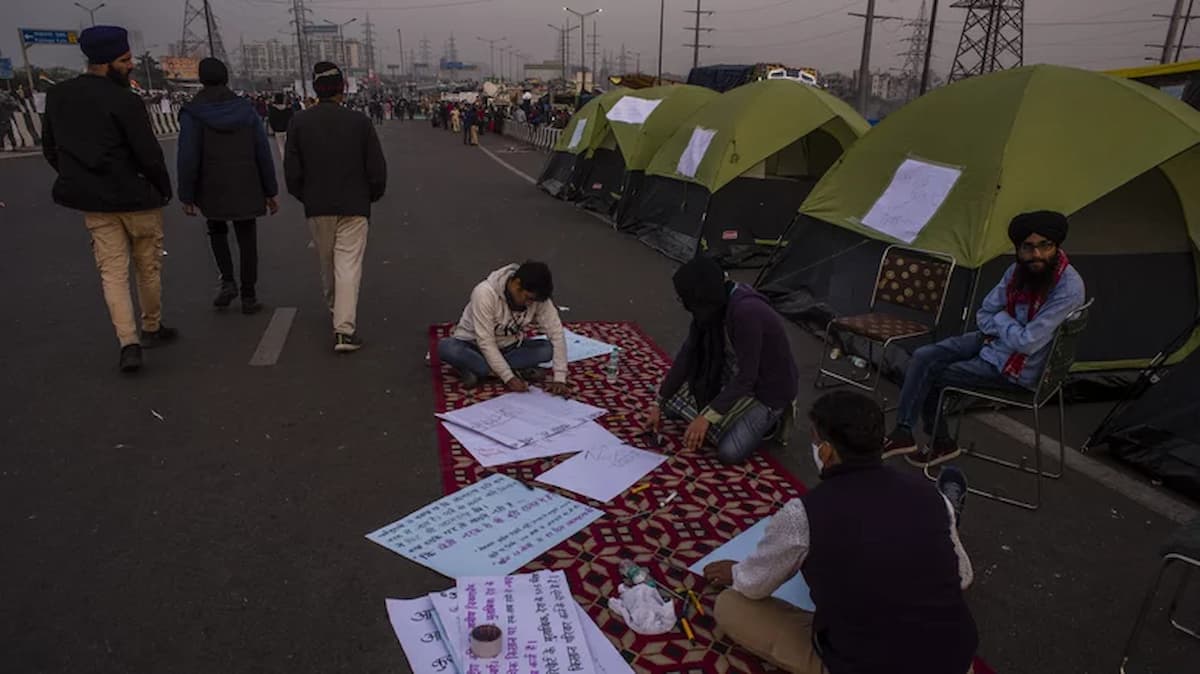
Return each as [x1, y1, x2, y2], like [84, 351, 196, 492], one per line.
[1001, 250, 1070, 379]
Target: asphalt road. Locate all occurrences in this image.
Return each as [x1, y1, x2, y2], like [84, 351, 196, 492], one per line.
[1, 119, 1195, 674]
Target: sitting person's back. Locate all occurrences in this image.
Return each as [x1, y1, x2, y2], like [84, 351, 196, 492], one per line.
[802, 455, 976, 673]
[705, 391, 977, 674]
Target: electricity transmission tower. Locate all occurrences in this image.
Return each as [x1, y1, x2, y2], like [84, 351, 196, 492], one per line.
[180, 0, 229, 62]
[897, 1, 930, 100]
[948, 0, 1024, 82]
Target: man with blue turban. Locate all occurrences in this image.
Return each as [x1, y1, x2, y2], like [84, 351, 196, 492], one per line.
[42, 25, 178, 373]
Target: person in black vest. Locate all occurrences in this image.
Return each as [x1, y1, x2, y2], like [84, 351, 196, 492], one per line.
[704, 391, 978, 674]
[177, 58, 278, 314]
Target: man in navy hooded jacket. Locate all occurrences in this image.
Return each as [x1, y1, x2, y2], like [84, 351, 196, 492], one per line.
[177, 58, 278, 314]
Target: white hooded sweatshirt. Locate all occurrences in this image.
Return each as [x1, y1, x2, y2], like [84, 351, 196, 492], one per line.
[451, 263, 569, 383]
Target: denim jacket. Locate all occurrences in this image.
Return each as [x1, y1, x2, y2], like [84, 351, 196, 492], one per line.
[975, 262, 1086, 389]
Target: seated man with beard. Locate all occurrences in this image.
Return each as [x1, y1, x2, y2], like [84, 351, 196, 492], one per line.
[884, 211, 1086, 467]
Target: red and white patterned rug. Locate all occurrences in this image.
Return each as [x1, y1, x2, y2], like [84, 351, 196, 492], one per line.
[427, 321, 994, 674]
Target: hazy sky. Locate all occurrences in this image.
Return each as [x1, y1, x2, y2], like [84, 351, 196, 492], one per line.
[0, 0, 1188, 77]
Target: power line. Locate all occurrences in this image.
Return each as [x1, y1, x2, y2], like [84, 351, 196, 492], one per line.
[718, 0, 859, 33]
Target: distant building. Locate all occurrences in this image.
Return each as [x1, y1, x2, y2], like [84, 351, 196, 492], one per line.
[525, 60, 565, 83]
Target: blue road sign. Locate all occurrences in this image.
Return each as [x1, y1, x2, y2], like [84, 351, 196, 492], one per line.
[20, 29, 79, 46]
[0, 58, 12, 80]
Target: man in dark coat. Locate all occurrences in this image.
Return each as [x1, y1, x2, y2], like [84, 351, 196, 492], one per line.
[42, 25, 177, 373]
[285, 62, 386, 353]
[177, 58, 279, 314]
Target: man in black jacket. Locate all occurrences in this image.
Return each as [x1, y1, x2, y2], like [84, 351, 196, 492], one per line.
[285, 62, 386, 352]
[42, 25, 177, 373]
[177, 58, 279, 314]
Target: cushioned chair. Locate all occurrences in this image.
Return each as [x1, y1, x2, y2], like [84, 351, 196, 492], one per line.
[815, 245, 956, 400]
[925, 299, 1093, 511]
[1120, 518, 1200, 673]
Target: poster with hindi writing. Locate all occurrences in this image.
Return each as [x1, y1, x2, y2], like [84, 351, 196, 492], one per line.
[365, 474, 603, 578]
[456, 571, 595, 674]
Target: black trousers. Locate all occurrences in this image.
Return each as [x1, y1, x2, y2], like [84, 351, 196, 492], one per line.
[207, 219, 258, 296]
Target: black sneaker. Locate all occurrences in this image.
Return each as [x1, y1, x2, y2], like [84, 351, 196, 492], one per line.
[906, 435, 962, 468]
[213, 282, 238, 308]
[119, 344, 142, 373]
[241, 297, 263, 315]
[334, 333, 363, 353]
[937, 465, 968, 526]
[882, 427, 918, 459]
[141, 325, 179, 349]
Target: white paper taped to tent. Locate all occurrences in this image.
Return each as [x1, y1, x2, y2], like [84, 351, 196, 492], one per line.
[677, 127, 718, 178]
[860, 158, 962, 244]
[605, 96, 663, 124]
[567, 118, 588, 149]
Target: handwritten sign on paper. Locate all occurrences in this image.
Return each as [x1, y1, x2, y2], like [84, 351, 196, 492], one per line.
[688, 517, 815, 611]
[567, 118, 588, 150]
[534, 328, 618, 368]
[536, 444, 667, 503]
[860, 158, 962, 244]
[436, 389, 608, 449]
[444, 420, 623, 468]
[456, 571, 594, 674]
[385, 596, 461, 674]
[605, 96, 663, 125]
[677, 127, 717, 178]
[366, 474, 604, 578]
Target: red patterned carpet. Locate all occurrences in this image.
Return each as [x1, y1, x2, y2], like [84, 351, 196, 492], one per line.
[428, 321, 994, 674]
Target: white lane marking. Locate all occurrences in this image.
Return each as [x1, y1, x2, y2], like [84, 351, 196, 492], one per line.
[477, 144, 536, 185]
[249, 307, 298, 366]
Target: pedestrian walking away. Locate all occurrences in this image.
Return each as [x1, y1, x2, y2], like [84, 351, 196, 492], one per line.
[285, 61, 387, 353]
[177, 57, 280, 315]
[41, 25, 178, 373]
[267, 93, 294, 160]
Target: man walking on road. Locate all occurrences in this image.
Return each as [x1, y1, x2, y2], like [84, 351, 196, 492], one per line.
[177, 57, 279, 315]
[42, 25, 178, 373]
[267, 93, 294, 159]
[285, 62, 387, 353]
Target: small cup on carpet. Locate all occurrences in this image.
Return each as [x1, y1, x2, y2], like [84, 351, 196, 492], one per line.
[469, 624, 503, 659]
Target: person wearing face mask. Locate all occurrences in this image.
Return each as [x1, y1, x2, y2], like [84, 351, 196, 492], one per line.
[643, 256, 799, 464]
[703, 391, 977, 674]
[883, 211, 1086, 467]
[42, 25, 177, 373]
[437, 261, 571, 395]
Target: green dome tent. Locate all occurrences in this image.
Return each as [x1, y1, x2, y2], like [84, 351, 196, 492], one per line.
[536, 88, 628, 199]
[757, 64, 1200, 375]
[573, 85, 717, 215]
[629, 79, 869, 267]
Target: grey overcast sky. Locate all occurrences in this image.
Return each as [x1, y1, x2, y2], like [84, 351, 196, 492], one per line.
[0, 0, 1188, 76]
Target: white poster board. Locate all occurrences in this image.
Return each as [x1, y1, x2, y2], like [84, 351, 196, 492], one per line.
[365, 474, 603, 578]
[605, 96, 662, 124]
[567, 118, 588, 150]
[385, 596, 460, 674]
[676, 127, 717, 178]
[533, 328, 617, 367]
[436, 389, 607, 449]
[860, 158, 962, 244]
[456, 571, 594, 674]
[443, 420, 622, 468]
[536, 444, 667, 503]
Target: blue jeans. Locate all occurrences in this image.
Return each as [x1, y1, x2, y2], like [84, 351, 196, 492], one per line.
[437, 337, 553, 379]
[895, 332, 1025, 437]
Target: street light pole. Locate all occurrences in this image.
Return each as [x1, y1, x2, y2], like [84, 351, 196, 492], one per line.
[564, 7, 601, 94]
[919, 0, 939, 95]
[325, 18, 357, 67]
[476, 36, 505, 81]
[73, 2, 106, 27]
[657, 0, 664, 85]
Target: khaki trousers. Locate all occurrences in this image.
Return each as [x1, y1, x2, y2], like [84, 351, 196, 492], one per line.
[715, 590, 826, 674]
[274, 131, 287, 160]
[715, 590, 976, 674]
[83, 209, 165, 347]
[307, 215, 368, 336]
[469, 124, 479, 145]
